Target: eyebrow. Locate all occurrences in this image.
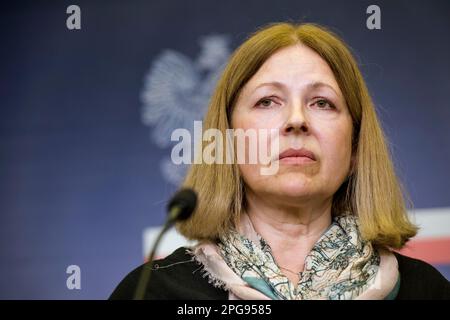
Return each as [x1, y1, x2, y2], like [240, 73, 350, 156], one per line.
[252, 81, 340, 96]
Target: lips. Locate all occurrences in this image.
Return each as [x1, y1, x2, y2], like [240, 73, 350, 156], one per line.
[278, 148, 317, 161]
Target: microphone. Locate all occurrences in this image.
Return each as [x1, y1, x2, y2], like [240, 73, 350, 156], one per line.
[166, 188, 198, 224]
[133, 188, 197, 300]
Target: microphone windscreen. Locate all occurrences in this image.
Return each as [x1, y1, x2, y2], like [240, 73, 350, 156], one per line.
[167, 188, 197, 221]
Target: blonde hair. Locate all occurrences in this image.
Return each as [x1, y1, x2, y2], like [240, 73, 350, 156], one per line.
[176, 22, 418, 249]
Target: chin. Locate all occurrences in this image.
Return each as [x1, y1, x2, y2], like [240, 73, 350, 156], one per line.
[279, 188, 314, 199]
[273, 177, 314, 198]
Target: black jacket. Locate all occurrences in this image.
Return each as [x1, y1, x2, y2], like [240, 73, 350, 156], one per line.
[110, 247, 450, 300]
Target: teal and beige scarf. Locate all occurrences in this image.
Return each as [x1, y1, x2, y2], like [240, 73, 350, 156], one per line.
[192, 214, 400, 300]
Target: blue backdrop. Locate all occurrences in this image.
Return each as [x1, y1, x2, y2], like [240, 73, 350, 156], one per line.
[1, 0, 449, 299]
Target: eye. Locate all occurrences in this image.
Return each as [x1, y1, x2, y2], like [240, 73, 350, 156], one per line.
[311, 98, 335, 110]
[255, 97, 278, 109]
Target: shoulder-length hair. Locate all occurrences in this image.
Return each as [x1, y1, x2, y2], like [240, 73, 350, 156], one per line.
[176, 22, 418, 249]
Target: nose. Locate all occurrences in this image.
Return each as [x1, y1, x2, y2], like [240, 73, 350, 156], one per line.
[282, 102, 310, 135]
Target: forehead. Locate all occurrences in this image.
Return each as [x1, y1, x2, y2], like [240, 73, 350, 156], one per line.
[242, 44, 341, 95]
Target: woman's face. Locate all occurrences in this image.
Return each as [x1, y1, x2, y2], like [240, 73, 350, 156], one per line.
[231, 44, 353, 206]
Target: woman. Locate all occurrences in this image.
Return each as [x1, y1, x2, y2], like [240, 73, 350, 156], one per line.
[111, 22, 450, 300]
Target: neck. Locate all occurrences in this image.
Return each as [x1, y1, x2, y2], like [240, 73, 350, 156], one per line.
[244, 189, 333, 276]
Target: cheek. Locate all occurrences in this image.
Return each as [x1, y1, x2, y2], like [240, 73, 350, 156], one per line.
[316, 120, 353, 176]
[232, 104, 285, 130]
[238, 164, 266, 194]
[232, 112, 281, 162]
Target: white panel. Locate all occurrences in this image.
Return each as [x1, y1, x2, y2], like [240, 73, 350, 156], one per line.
[409, 207, 450, 239]
[142, 226, 197, 259]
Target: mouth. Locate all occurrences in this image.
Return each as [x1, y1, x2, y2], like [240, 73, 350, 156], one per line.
[278, 148, 317, 164]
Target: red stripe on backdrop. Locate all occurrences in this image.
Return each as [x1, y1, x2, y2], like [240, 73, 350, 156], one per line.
[398, 237, 450, 265]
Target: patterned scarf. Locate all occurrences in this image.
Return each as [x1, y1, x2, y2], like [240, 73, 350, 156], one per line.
[192, 213, 400, 300]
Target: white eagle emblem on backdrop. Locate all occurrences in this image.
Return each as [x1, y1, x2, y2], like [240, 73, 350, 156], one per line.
[140, 35, 232, 185]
